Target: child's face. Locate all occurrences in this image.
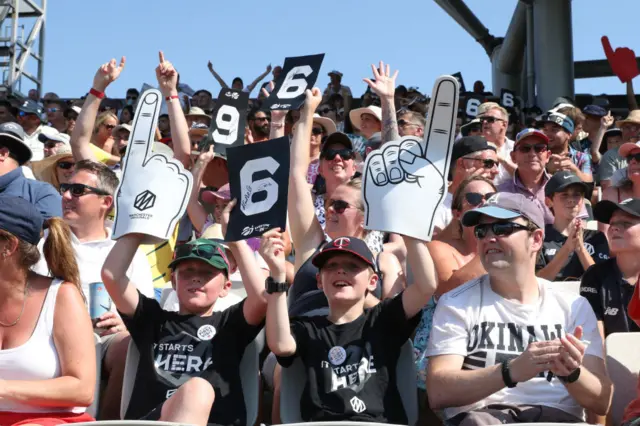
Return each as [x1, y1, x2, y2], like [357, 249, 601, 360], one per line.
[317, 253, 377, 304]
[213, 199, 229, 223]
[173, 259, 230, 315]
[549, 186, 584, 220]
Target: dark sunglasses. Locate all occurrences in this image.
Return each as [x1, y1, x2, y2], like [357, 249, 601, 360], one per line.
[174, 243, 230, 272]
[465, 192, 496, 207]
[516, 143, 548, 154]
[318, 107, 334, 115]
[56, 161, 75, 170]
[327, 199, 358, 214]
[103, 123, 116, 130]
[479, 116, 504, 124]
[126, 96, 138, 100]
[398, 119, 418, 128]
[322, 148, 355, 161]
[627, 153, 640, 163]
[65, 113, 78, 121]
[60, 183, 110, 197]
[462, 157, 498, 169]
[312, 126, 324, 135]
[44, 141, 60, 149]
[253, 117, 270, 122]
[46, 107, 60, 113]
[474, 222, 532, 240]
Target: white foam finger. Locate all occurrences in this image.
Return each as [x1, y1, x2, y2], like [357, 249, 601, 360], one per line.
[125, 89, 162, 169]
[423, 77, 459, 178]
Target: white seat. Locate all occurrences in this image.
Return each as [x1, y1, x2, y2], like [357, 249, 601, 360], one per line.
[552, 280, 581, 295]
[120, 330, 264, 426]
[606, 332, 640, 426]
[280, 339, 418, 425]
[86, 333, 102, 418]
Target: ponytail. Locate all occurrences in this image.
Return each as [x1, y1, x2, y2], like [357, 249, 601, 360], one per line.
[43, 218, 82, 300]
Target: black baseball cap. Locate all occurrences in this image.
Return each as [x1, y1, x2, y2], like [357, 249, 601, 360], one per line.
[0, 122, 32, 165]
[583, 105, 607, 117]
[0, 196, 43, 244]
[320, 132, 353, 154]
[18, 99, 43, 116]
[451, 136, 496, 164]
[312, 236, 375, 269]
[594, 198, 640, 224]
[544, 171, 590, 198]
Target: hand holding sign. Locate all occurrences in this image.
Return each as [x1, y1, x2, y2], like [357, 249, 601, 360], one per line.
[363, 76, 460, 241]
[112, 89, 193, 244]
[602, 36, 639, 83]
[203, 88, 249, 155]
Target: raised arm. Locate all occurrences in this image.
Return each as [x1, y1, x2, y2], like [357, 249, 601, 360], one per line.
[590, 112, 614, 164]
[261, 229, 296, 356]
[71, 57, 125, 162]
[187, 146, 214, 233]
[364, 61, 399, 143]
[627, 80, 639, 111]
[262, 82, 286, 140]
[101, 234, 144, 317]
[207, 61, 229, 88]
[157, 51, 191, 167]
[401, 236, 437, 318]
[288, 88, 325, 271]
[246, 64, 272, 93]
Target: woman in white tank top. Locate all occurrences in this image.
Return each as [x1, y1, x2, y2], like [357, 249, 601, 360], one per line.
[0, 196, 96, 425]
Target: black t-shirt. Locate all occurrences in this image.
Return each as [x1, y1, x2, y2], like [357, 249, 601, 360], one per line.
[277, 293, 420, 423]
[536, 225, 610, 281]
[120, 292, 263, 426]
[580, 258, 640, 336]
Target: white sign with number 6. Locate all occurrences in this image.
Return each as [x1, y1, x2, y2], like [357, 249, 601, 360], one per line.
[502, 91, 514, 108]
[277, 65, 313, 100]
[240, 157, 280, 216]
[263, 53, 325, 110]
[466, 98, 481, 117]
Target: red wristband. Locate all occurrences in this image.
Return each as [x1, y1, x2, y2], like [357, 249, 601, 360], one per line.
[89, 88, 105, 99]
[165, 95, 179, 102]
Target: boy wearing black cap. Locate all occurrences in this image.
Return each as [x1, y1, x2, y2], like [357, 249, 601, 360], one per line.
[580, 198, 640, 339]
[536, 171, 609, 281]
[101, 205, 267, 426]
[264, 233, 436, 423]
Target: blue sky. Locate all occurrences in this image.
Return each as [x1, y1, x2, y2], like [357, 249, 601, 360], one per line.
[38, 0, 640, 100]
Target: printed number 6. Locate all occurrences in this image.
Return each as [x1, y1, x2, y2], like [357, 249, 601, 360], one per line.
[466, 98, 481, 117]
[277, 65, 313, 99]
[502, 92, 514, 108]
[212, 105, 239, 145]
[240, 157, 280, 216]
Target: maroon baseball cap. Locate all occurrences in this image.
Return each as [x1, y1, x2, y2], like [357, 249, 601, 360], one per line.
[312, 236, 375, 269]
[201, 183, 230, 205]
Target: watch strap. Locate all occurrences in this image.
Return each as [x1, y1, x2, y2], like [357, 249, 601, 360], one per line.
[501, 360, 517, 388]
[265, 276, 288, 294]
[557, 367, 581, 384]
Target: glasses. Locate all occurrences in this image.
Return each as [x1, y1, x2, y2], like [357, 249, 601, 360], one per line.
[462, 157, 498, 169]
[327, 199, 359, 214]
[312, 126, 324, 135]
[60, 183, 110, 197]
[66, 114, 78, 121]
[57, 161, 75, 170]
[174, 243, 230, 272]
[474, 222, 532, 239]
[103, 123, 116, 131]
[44, 141, 60, 149]
[253, 117, 270, 122]
[398, 119, 419, 128]
[479, 116, 505, 124]
[318, 107, 334, 115]
[465, 192, 496, 206]
[322, 148, 355, 161]
[516, 143, 548, 154]
[627, 153, 640, 163]
[46, 107, 60, 113]
[126, 96, 138, 101]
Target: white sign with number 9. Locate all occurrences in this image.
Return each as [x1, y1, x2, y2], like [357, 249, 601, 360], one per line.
[466, 98, 481, 117]
[277, 65, 313, 99]
[240, 157, 280, 216]
[212, 105, 240, 145]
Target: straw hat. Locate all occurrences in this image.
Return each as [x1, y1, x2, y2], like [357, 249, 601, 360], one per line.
[31, 144, 74, 188]
[349, 106, 382, 130]
[615, 110, 640, 128]
[185, 107, 211, 125]
[292, 114, 337, 135]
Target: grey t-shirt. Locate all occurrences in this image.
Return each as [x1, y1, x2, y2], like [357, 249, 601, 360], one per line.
[598, 147, 627, 182]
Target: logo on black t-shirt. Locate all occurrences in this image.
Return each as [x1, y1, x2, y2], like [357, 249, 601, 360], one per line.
[320, 343, 378, 393]
[328, 346, 347, 365]
[197, 324, 216, 341]
[350, 396, 367, 413]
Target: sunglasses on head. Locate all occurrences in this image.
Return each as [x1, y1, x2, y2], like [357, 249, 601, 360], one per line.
[322, 148, 354, 161]
[59, 183, 110, 197]
[516, 143, 548, 154]
[174, 242, 230, 272]
[465, 192, 496, 206]
[479, 116, 504, 124]
[462, 157, 498, 169]
[56, 161, 75, 170]
[474, 222, 532, 240]
[312, 126, 324, 135]
[627, 152, 640, 163]
[327, 199, 358, 214]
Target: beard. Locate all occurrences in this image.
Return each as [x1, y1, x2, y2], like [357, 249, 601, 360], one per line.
[253, 123, 269, 138]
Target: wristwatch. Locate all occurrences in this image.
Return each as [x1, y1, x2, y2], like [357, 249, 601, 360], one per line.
[501, 360, 517, 388]
[557, 367, 581, 384]
[265, 276, 288, 294]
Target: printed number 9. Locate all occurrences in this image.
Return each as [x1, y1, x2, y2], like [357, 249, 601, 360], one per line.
[240, 157, 280, 216]
[277, 65, 313, 99]
[212, 105, 239, 145]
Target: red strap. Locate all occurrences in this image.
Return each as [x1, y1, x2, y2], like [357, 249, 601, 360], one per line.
[89, 88, 105, 99]
[165, 95, 179, 102]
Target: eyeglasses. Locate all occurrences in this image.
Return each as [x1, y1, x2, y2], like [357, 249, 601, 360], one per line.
[126, 96, 138, 101]
[465, 192, 496, 206]
[103, 124, 116, 130]
[326, 199, 359, 214]
[479, 116, 505, 124]
[44, 141, 60, 149]
[516, 143, 548, 154]
[60, 183, 110, 197]
[312, 126, 324, 135]
[322, 148, 354, 161]
[56, 161, 75, 170]
[627, 153, 640, 163]
[398, 119, 419, 128]
[174, 242, 230, 272]
[474, 222, 532, 239]
[46, 107, 60, 113]
[318, 107, 334, 115]
[253, 117, 270, 122]
[462, 157, 498, 169]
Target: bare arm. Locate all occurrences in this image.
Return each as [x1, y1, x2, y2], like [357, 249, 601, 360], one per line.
[246, 64, 272, 93]
[101, 234, 144, 317]
[563, 355, 612, 415]
[288, 88, 325, 271]
[628, 80, 639, 111]
[187, 147, 214, 233]
[262, 82, 286, 140]
[378, 251, 405, 298]
[0, 283, 95, 407]
[207, 61, 229, 88]
[363, 61, 399, 143]
[401, 237, 437, 318]
[428, 242, 486, 297]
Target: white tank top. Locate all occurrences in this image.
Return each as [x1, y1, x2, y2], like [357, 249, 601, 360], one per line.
[0, 279, 85, 413]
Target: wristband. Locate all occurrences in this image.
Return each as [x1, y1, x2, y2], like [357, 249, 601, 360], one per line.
[501, 360, 517, 388]
[557, 367, 581, 384]
[270, 121, 285, 128]
[89, 88, 105, 99]
[165, 95, 179, 102]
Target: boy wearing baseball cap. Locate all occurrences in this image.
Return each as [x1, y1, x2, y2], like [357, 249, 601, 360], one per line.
[536, 171, 610, 281]
[263, 232, 436, 423]
[101, 205, 267, 426]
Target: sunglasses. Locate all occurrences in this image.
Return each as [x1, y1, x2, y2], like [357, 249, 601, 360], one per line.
[398, 119, 418, 128]
[46, 107, 60, 113]
[318, 107, 334, 115]
[312, 126, 324, 135]
[65, 114, 78, 121]
[516, 143, 548, 154]
[56, 161, 75, 170]
[322, 148, 354, 161]
[126, 96, 138, 100]
[474, 222, 532, 240]
[462, 157, 498, 169]
[253, 117, 270, 122]
[327, 199, 358, 214]
[44, 141, 60, 149]
[465, 192, 496, 206]
[627, 153, 640, 163]
[103, 124, 116, 130]
[60, 183, 110, 197]
[174, 243, 230, 272]
[479, 116, 504, 124]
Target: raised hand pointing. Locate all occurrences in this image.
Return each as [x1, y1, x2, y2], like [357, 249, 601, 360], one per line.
[93, 57, 126, 92]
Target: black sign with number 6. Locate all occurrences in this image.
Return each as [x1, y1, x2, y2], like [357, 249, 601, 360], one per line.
[262, 54, 325, 111]
[225, 136, 290, 242]
[200, 88, 249, 156]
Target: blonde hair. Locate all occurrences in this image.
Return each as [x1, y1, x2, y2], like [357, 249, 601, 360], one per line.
[479, 102, 508, 121]
[94, 111, 118, 134]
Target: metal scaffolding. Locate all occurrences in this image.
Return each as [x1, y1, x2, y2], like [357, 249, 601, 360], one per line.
[0, 0, 46, 98]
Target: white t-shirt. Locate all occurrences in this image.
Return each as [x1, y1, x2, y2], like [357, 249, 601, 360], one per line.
[24, 125, 59, 161]
[32, 223, 154, 306]
[426, 274, 603, 420]
[433, 192, 453, 232]
[494, 137, 515, 186]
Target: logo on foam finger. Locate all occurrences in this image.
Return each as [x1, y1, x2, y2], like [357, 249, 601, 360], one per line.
[134, 190, 156, 211]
